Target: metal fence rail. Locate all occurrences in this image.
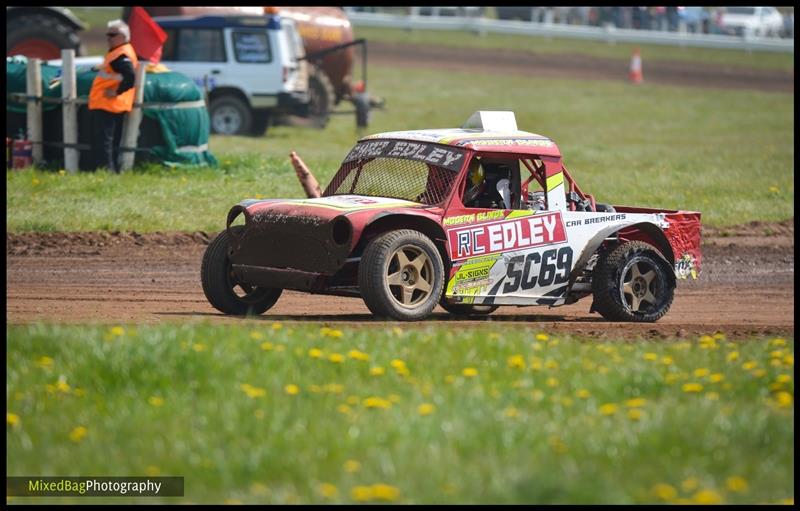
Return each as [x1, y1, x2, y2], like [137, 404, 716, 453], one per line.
[347, 12, 794, 54]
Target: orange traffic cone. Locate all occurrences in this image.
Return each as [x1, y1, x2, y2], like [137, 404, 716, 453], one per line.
[629, 48, 643, 84]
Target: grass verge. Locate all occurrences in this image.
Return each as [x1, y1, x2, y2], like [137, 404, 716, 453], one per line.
[6, 323, 794, 504]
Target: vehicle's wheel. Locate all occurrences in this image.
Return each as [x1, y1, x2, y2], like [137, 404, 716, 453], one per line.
[307, 65, 334, 128]
[209, 95, 252, 135]
[358, 230, 444, 321]
[7, 14, 86, 60]
[439, 301, 499, 316]
[591, 241, 675, 322]
[201, 227, 282, 315]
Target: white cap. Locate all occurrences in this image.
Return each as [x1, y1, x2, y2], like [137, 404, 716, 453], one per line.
[107, 19, 130, 42]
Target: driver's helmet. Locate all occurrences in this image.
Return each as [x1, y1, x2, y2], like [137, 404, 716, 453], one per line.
[464, 159, 485, 204]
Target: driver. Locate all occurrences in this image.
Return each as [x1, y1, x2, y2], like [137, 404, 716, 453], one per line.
[463, 159, 486, 206]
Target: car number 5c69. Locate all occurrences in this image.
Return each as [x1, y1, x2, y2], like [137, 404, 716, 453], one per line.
[502, 246, 573, 294]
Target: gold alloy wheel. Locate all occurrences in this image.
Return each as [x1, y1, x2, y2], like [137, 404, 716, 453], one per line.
[385, 244, 434, 308]
[620, 257, 659, 312]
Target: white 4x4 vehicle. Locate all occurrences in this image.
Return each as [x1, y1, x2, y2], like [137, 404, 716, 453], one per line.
[155, 13, 309, 135]
[719, 6, 784, 38]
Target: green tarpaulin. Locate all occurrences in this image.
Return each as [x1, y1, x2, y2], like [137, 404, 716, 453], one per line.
[7, 56, 217, 168]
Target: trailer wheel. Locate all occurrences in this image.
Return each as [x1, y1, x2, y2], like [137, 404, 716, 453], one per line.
[209, 95, 252, 135]
[358, 230, 444, 321]
[7, 14, 85, 60]
[591, 241, 675, 322]
[201, 227, 282, 315]
[307, 65, 334, 128]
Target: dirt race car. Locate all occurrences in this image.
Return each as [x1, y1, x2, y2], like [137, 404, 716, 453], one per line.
[201, 111, 702, 321]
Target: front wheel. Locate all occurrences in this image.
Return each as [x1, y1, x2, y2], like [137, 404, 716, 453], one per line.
[591, 241, 675, 322]
[201, 228, 282, 315]
[209, 95, 252, 135]
[358, 230, 445, 321]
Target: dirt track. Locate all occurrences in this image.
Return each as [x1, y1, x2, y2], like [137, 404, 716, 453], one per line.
[6, 221, 794, 338]
[369, 40, 794, 93]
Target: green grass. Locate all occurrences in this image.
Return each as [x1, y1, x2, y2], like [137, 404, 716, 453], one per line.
[6, 64, 794, 231]
[353, 26, 795, 73]
[7, 323, 794, 504]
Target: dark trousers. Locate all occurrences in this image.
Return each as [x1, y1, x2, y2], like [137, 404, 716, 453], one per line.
[91, 109, 125, 172]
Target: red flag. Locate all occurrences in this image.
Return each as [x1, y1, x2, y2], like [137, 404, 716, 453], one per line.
[128, 6, 167, 64]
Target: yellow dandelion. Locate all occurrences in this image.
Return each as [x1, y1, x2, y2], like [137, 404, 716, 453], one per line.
[751, 369, 767, 378]
[58, 169, 66, 176]
[148, 396, 164, 407]
[337, 404, 352, 415]
[363, 397, 392, 409]
[308, 348, 323, 358]
[462, 367, 478, 378]
[692, 489, 723, 504]
[693, 368, 710, 378]
[444, 375, 456, 384]
[532, 342, 544, 351]
[770, 358, 784, 367]
[776, 374, 792, 384]
[371, 484, 400, 501]
[35, 356, 54, 368]
[271, 322, 282, 330]
[726, 476, 748, 493]
[535, 333, 549, 341]
[324, 383, 344, 394]
[770, 350, 784, 359]
[778, 498, 794, 505]
[240, 384, 266, 398]
[507, 354, 526, 369]
[770, 338, 786, 347]
[369, 366, 386, 376]
[681, 477, 700, 492]
[768, 185, 780, 193]
[774, 391, 793, 408]
[504, 407, 519, 418]
[644, 352, 658, 361]
[599, 403, 618, 416]
[55, 379, 71, 393]
[652, 483, 677, 501]
[682, 382, 703, 393]
[418, 403, 436, 416]
[546, 377, 559, 387]
[344, 460, 361, 473]
[144, 465, 160, 476]
[769, 382, 785, 392]
[576, 389, 591, 399]
[260, 342, 273, 351]
[699, 335, 714, 344]
[742, 361, 757, 371]
[726, 351, 739, 362]
[285, 384, 300, 396]
[624, 398, 647, 408]
[69, 425, 88, 443]
[250, 331, 263, 340]
[318, 483, 338, 499]
[110, 326, 125, 337]
[351, 486, 373, 502]
[628, 409, 643, 421]
[321, 327, 343, 338]
[712, 332, 726, 341]
[390, 359, 406, 369]
[7, 413, 20, 426]
[348, 350, 370, 361]
[709, 373, 725, 383]
[328, 353, 344, 363]
[192, 343, 206, 352]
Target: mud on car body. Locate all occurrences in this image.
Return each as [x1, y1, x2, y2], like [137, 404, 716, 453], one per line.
[202, 111, 702, 321]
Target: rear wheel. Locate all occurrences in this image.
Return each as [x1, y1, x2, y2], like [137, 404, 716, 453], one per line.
[358, 230, 444, 321]
[591, 241, 675, 322]
[201, 227, 282, 315]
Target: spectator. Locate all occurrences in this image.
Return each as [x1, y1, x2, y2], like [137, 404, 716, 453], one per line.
[88, 20, 138, 173]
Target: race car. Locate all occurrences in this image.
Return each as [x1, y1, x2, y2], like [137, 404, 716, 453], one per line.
[201, 111, 702, 321]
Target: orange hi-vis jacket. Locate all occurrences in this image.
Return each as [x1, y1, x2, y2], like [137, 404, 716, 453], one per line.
[88, 43, 139, 113]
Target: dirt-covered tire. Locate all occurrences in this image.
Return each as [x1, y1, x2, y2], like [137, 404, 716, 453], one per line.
[7, 13, 85, 60]
[358, 230, 444, 321]
[591, 241, 675, 322]
[201, 227, 282, 315]
[439, 301, 499, 316]
[209, 95, 252, 135]
[307, 65, 335, 128]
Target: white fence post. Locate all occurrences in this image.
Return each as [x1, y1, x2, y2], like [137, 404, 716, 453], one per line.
[26, 58, 43, 165]
[60, 49, 79, 173]
[119, 64, 147, 172]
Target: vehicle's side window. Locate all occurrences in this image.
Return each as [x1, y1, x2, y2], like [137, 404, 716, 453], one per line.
[161, 28, 177, 61]
[522, 158, 548, 211]
[233, 31, 272, 63]
[176, 29, 225, 62]
[462, 158, 520, 210]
